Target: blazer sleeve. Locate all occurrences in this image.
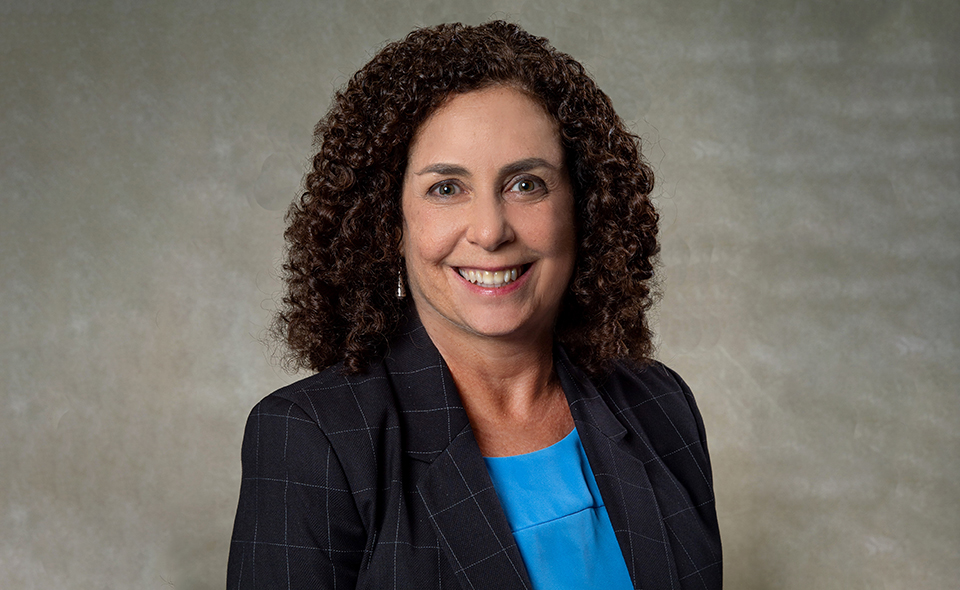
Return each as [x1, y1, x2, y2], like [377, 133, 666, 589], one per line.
[227, 394, 367, 589]
[662, 364, 722, 567]
[667, 364, 714, 486]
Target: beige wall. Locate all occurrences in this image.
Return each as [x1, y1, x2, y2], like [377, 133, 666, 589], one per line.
[2, 0, 957, 587]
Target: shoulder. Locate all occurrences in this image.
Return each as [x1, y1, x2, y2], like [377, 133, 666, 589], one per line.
[260, 361, 398, 439]
[230, 374, 372, 588]
[598, 360, 710, 457]
[241, 361, 401, 485]
[600, 360, 695, 405]
[240, 363, 392, 477]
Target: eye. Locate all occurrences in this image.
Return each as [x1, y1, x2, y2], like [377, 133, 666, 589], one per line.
[429, 181, 462, 198]
[508, 177, 545, 194]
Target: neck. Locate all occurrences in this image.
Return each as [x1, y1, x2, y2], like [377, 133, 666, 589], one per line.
[421, 309, 557, 404]
[416, 307, 574, 456]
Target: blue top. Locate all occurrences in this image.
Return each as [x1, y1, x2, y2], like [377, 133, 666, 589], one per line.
[483, 429, 635, 590]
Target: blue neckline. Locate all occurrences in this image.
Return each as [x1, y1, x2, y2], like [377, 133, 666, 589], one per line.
[482, 427, 578, 461]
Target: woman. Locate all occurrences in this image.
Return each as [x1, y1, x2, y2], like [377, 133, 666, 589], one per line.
[228, 21, 721, 590]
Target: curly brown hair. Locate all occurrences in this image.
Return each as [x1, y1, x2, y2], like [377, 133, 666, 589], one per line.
[274, 20, 659, 377]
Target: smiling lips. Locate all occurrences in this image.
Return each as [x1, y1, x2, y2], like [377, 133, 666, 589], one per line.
[457, 266, 526, 288]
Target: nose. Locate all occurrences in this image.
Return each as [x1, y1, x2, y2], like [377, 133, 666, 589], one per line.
[465, 191, 515, 251]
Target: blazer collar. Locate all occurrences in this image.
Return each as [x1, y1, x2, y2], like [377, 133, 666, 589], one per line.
[383, 312, 631, 461]
[383, 309, 635, 457]
[382, 309, 471, 463]
[554, 344, 628, 441]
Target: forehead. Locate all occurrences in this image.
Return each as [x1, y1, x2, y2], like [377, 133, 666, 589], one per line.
[407, 86, 563, 166]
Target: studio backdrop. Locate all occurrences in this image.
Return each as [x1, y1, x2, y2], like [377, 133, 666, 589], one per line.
[2, 0, 958, 588]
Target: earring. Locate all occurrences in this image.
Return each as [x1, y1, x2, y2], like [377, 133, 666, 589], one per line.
[396, 270, 406, 300]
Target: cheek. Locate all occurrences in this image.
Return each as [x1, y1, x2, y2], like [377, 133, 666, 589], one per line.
[528, 206, 576, 257]
[402, 208, 455, 265]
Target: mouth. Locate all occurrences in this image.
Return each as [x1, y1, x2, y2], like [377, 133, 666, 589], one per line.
[456, 265, 529, 288]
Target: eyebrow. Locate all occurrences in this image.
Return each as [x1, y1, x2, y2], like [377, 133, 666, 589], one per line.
[413, 157, 560, 178]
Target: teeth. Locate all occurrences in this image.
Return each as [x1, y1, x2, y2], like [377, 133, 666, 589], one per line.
[458, 267, 522, 287]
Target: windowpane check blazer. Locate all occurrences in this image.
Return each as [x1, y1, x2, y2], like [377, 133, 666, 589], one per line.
[228, 314, 722, 589]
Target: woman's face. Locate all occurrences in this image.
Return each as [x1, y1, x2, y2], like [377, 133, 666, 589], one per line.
[401, 86, 576, 344]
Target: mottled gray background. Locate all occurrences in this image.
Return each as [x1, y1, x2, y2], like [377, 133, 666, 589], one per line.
[2, 0, 957, 588]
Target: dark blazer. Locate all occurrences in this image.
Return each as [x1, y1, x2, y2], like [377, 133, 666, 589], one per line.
[227, 315, 722, 589]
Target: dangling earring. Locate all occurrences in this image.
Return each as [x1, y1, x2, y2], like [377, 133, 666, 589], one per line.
[396, 270, 406, 300]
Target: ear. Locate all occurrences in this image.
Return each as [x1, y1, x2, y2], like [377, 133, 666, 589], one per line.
[395, 222, 405, 253]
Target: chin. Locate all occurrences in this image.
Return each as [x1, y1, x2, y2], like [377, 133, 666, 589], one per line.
[457, 311, 552, 341]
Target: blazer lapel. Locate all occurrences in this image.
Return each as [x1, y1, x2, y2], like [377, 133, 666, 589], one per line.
[556, 347, 682, 590]
[416, 427, 532, 590]
[384, 313, 532, 590]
